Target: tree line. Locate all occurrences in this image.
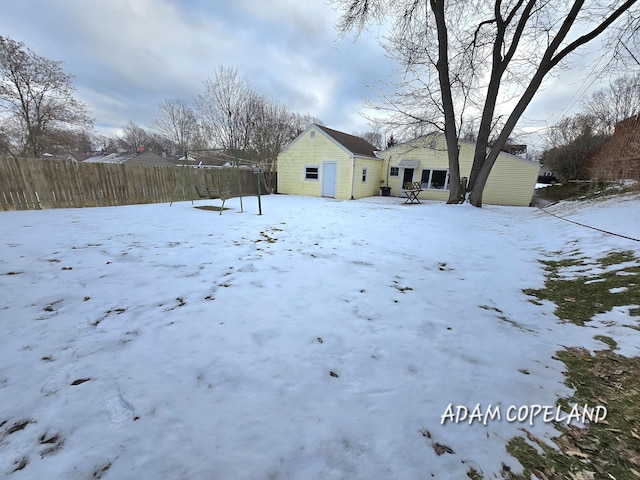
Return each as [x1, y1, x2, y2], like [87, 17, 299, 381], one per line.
[0, 36, 320, 192]
[540, 73, 640, 182]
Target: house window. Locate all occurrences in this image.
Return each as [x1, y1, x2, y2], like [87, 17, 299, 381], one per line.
[305, 166, 319, 180]
[362, 167, 368, 182]
[390, 167, 399, 177]
[310, 131, 315, 138]
[421, 169, 449, 190]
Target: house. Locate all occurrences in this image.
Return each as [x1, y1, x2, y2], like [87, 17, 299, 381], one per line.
[378, 133, 539, 206]
[277, 125, 539, 206]
[277, 124, 383, 199]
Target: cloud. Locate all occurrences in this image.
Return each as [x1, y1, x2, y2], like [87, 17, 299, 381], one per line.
[3, 0, 398, 137]
[3, 0, 633, 149]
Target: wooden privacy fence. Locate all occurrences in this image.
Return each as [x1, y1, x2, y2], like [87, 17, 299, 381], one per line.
[0, 157, 274, 211]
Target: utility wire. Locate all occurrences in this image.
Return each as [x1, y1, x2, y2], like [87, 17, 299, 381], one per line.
[538, 206, 640, 243]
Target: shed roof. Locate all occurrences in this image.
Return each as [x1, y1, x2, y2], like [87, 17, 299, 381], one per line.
[315, 125, 379, 158]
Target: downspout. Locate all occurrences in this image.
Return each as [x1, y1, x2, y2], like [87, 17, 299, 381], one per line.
[386, 155, 391, 186]
[350, 155, 356, 200]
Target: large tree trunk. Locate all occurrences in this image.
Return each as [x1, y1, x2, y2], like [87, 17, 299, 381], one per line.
[430, 0, 463, 204]
[446, 144, 461, 204]
[468, 168, 490, 207]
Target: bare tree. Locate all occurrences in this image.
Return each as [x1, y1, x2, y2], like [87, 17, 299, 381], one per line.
[581, 72, 640, 135]
[248, 106, 322, 193]
[97, 134, 120, 154]
[144, 131, 178, 156]
[247, 99, 293, 192]
[195, 66, 324, 193]
[196, 66, 257, 154]
[334, 0, 639, 206]
[359, 128, 383, 149]
[541, 114, 606, 181]
[120, 121, 148, 151]
[152, 98, 203, 155]
[291, 113, 323, 137]
[0, 36, 93, 158]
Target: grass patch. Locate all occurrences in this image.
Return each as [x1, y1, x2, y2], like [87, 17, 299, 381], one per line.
[504, 435, 587, 479]
[593, 335, 617, 350]
[523, 251, 640, 326]
[504, 249, 640, 479]
[534, 182, 621, 203]
[467, 468, 483, 479]
[194, 206, 230, 212]
[505, 347, 640, 479]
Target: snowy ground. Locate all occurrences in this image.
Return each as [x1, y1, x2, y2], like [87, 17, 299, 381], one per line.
[1, 193, 639, 479]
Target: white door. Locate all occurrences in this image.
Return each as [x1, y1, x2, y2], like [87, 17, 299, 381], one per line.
[322, 162, 337, 198]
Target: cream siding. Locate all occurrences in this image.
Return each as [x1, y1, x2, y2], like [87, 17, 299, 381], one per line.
[382, 135, 451, 201]
[483, 155, 539, 206]
[379, 134, 538, 206]
[277, 126, 382, 200]
[351, 157, 384, 199]
[277, 126, 352, 198]
[279, 128, 535, 205]
[335, 159, 354, 199]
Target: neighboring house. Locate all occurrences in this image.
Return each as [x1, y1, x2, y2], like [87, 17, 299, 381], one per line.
[277, 124, 383, 199]
[378, 133, 539, 206]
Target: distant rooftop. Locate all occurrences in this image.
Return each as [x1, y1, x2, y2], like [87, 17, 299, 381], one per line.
[83, 151, 174, 166]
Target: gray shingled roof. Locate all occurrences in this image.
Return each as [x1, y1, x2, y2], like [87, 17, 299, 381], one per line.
[126, 151, 175, 167]
[316, 125, 378, 158]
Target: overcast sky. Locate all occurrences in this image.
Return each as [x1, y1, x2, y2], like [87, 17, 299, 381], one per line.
[1, 0, 629, 150]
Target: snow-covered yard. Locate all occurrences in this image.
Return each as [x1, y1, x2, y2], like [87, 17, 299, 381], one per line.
[1, 194, 638, 479]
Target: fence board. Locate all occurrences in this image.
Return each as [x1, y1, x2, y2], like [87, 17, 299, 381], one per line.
[0, 158, 273, 211]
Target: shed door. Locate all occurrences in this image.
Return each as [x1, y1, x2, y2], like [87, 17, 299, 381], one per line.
[322, 162, 337, 198]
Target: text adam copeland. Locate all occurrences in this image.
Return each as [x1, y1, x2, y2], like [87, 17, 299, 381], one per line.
[441, 403, 607, 426]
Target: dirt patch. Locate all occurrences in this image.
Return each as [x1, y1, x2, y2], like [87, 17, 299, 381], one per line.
[194, 206, 230, 212]
[92, 461, 112, 479]
[12, 456, 28, 472]
[70, 378, 91, 386]
[5, 419, 33, 435]
[92, 307, 127, 326]
[39, 432, 64, 458]
[257, 231, 277, 243]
